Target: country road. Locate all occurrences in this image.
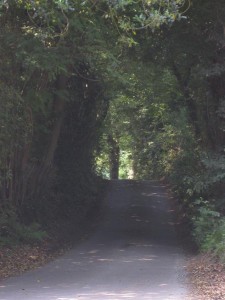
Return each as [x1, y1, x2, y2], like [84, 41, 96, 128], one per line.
[0, 180, 188, 300]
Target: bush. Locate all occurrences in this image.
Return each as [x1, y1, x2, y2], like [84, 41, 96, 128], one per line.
[0, 208, 47, 246]
[191, 198, 225, 261]
[192, 198, 220, 246]
[202, 219, 225, 260]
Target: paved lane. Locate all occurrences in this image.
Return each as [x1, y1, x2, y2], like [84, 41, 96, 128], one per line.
[0, 180, 188, 300]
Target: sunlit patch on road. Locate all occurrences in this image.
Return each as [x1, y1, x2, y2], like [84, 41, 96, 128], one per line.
[0, 181, 188, 300]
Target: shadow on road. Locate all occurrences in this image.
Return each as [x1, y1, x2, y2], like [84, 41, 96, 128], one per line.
[0, 180, 188, 300]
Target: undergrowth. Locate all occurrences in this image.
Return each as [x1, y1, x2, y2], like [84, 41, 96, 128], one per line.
[170, 152, 225, 261]
[149, 114, 225, 260]
[0, 207, 47, 246]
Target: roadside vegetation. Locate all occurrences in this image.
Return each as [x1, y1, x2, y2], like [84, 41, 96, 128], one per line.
[0, 0, 185, 246]
[1, 1, 225, 296]
[96, 1, 225, 263]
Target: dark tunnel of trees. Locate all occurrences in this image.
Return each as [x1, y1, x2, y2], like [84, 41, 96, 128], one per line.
[1, 0, 225, 258]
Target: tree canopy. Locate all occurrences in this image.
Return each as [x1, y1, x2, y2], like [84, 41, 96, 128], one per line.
[1, 0, 225, 258]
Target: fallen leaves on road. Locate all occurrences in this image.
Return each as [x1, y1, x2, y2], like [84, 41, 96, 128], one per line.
[0, 242, 66, 280]
[187, 254, 225, 300]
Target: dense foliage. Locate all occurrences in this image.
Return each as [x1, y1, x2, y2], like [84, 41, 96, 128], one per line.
[96, 0, 225, 258]
[1, 0, 225, 258]
[0, 0, 185, 244]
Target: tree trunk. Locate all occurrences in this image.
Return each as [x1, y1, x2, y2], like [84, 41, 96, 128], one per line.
[19, 74, 67, 216]
[44, 75, 67, 167]
[108, 134, 120, 180]
[171, 62, 199, 134]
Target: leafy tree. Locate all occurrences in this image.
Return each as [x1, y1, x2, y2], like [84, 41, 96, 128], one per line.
[2, 0, 225, 255]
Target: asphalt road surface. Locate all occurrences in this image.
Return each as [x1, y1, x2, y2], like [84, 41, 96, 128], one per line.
[0, 180, 188, 300]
